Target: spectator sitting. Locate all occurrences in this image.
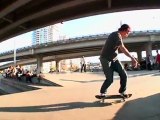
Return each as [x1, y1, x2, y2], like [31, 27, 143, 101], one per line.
[5, 66, 13, 78]
[6, 66, 17, 79]
[25, 71, 37, 83]
[16, 65, 24, 81]
[25, 71, 33, 83]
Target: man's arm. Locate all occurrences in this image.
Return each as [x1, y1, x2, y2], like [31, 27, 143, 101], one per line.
[119, 43, 133, 59]
[119, 43, 138, 67]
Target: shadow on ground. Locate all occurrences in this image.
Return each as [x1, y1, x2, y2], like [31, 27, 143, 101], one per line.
[0, 93, 159, 120]
[114, 93, 160, 120]
[0, 101, 111, 112]
[41, 78, 62, 87]
[60, 79, 103, 83]
[0, 77, 62, 96]
[89, 70, 159, 78]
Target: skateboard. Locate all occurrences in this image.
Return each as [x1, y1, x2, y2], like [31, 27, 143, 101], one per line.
[95, 94, 132, 103]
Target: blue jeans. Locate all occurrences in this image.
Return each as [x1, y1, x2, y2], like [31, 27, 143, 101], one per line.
[100, 57, 128, 94]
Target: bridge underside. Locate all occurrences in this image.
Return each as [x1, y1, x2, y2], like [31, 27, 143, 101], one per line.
[1, 0, 160, 42]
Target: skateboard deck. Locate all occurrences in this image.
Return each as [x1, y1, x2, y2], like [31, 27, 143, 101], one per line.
[95, 94, 132, 103]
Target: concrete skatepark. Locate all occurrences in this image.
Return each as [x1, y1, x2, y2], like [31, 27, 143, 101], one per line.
[0, 70, 160, 120]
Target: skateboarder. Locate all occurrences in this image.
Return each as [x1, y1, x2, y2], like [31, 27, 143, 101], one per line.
[98, 24, 138, 98]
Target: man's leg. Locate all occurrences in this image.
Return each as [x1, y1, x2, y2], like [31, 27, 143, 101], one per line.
[158, 63, 160, 71]
[81, 64, 84, 72]
[100, 58, 114, 94]
[84, 64, 86, 72]
[114, 60, 128, 94]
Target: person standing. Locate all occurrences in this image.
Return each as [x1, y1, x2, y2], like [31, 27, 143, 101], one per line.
[80, 56, 86, 72]
[146, 54, 152, 70]
[156, 50, 160, 72]
[98, 24, 138, 98]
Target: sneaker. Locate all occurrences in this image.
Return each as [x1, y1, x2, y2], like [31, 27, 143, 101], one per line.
[95, 93, 106, 99]
[120, 93, 129, 98]
[98, 93, 106, 98]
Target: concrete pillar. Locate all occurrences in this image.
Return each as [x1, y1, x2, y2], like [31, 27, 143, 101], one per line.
[145, 42, 152, 56]
[37, 56, 43, 74]
[145, 42, 153, 70]
[137, 50, 142, 62]
[55, 59, 60, 73]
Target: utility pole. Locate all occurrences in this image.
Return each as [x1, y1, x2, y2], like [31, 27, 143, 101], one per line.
[13, 39, 16, 66]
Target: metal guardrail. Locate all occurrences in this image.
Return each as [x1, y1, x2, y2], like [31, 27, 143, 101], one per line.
[0, 30, 160, 56]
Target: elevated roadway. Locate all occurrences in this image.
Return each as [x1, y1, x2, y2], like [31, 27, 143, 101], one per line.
[0, 0, 160, 42]
[0, 30, 160, 70]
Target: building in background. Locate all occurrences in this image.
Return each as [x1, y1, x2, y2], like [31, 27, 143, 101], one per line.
[32, 23, 64, 45]
[32, 26, 53, 45]
[31, 23, 65, 73]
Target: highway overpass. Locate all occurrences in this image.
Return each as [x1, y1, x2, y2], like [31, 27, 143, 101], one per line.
[0, 30, 160, 70]
[0, 0, 160, 42]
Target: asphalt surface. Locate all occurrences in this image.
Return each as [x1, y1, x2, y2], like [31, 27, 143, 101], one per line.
[0, 70, 159, 120]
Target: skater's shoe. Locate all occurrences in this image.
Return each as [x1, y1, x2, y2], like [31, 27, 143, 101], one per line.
[98, 93, 106, 98]
[95, 93, 106, 99]
[120, 93, 129, 98]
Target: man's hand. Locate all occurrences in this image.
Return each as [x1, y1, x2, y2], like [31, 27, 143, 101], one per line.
[131, 57, 139, 68]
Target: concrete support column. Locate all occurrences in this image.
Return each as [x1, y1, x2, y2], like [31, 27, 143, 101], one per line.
[55, 59, 60, 73]
[137, 50, 142, 62]
[145, 42, 153, 70]
[37, 56, 43, 74]
[145, 42, 152, 56]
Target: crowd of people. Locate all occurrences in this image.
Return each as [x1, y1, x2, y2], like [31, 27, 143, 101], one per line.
[3, 65, 41, 83]
[123, 50, 160, 71]
[140, 50, 160, 71]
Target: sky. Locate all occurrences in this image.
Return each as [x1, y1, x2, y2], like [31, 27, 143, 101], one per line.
[0, 9, 160, 63]
[61, 9, 160, 37]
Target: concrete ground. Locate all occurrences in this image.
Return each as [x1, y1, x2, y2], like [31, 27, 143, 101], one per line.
[0, 70, 160, 120]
